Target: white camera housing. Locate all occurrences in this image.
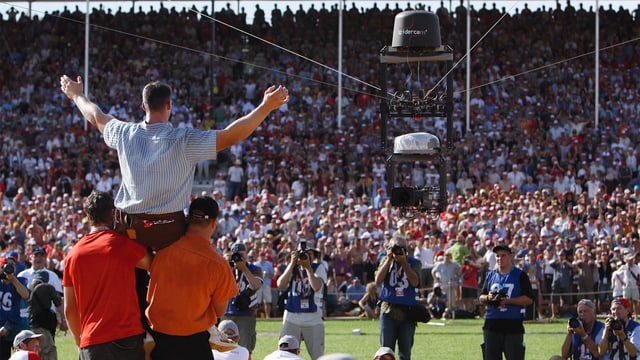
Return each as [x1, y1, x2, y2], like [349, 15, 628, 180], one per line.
[393, 132, 440, 156]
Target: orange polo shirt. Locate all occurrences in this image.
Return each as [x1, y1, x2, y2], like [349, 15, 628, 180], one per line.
[146, 232, 237, 335]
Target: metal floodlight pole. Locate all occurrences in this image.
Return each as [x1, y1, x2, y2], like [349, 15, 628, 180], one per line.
[84, 0, 90, 131]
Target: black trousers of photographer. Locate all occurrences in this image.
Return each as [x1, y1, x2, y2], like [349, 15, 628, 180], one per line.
[482, 329, 525, 360]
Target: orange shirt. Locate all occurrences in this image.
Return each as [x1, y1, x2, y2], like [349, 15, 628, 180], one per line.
[146, 232, 237, 336]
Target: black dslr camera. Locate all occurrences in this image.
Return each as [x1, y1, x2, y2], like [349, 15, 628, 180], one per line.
[487, 284, 508, 307]
[297, 240, 308, 261]
[568, 317, 583, 329]
[0, 263, 15, 281]
[609, 317, 625, 331]
[391, 245, 406, 256]
[230, 252, 243, 263]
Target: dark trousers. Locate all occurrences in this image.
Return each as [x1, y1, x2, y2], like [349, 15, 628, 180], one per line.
[150, 330, 212, 360]
[482, 329, 525, 360]
[79, 334, 144, 360]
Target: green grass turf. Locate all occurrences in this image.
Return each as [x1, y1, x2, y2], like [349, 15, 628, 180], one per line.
[54, 318, 569, 359]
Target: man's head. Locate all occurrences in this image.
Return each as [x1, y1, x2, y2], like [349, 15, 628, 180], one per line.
[611, 297, 632, 320]
[493, 244, 512, 269]
[278, 335, 300, 354]
[30, 246, 47, 270]
[13, 330, 42, 352]
[218, 319, 240, 342]
[187, 196, 219, 228]
[142, 81, 172, 112]
[373, 346, 396, 360]
[576, 299, 597, 326]
[83, 191, 115, 226]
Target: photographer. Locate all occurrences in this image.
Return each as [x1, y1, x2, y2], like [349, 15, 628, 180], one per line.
[374, 236, 420, 360]
[561, 299, 604, 359]
[479, 245, 533, 360]
[598, 298, 640, 359]
[222, 242, 263, 354]
[277, 241, 326, 360]
[27, 270, 63, 360]
[0, 255, 29, 359]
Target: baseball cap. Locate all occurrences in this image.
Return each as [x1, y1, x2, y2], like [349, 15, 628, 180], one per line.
[32, 246, 45, 255]
[13, 330, 42, 348]
[613, 297, 631, 310]
[188, 196, 219, 220]
[493, 245, 512, 254]
[218, 320, 240, 338]
[373, 346, 396, 359]
[33, 269, 49, 283]
[278, 335, 300, 350]
[230, 242, 246, 253]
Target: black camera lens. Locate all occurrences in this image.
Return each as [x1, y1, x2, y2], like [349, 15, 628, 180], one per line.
[230, 252, 243, 263]
[568, 317, 582, 329]
[2, 263, 14, 275]
[391, 245, 405, 255]
[297, 249, 308, 260]
[611, 317, 624, 331]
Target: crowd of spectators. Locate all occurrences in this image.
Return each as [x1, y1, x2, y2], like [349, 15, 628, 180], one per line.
[1, 1, 640, 319]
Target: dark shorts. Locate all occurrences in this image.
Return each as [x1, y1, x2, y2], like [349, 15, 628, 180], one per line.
[150, 330, 212, 360]
[462, 286, 478, 299]
[551, 286, 570, 305]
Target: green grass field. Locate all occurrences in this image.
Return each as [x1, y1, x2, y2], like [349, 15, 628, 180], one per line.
[54, 318, 570, 359]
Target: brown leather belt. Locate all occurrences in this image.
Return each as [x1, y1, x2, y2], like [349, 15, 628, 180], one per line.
[115, 209, 186, 250]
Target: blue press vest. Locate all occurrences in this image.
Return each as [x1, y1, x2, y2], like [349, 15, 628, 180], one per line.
[379, 258, 420, 306]
[285, 263, 320, 313]
[484, 266, 526, 320]
[226, 263, 262, 315]
[571, 320, 604, 360]
[608, 319, 639, 360]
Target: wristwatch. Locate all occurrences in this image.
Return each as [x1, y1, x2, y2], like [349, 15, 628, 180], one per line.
[582, 334, 589, 341]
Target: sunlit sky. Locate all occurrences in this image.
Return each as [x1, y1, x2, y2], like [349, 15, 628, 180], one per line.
[0, 0, 638, 23]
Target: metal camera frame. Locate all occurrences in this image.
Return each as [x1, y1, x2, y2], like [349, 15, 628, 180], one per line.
[378, 45, 454, 216]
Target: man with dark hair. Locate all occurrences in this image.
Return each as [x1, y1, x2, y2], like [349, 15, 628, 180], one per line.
[63, 191, 152, 360]
[479, 244, 533, 360]
[146, 196, 237, 360]
[59, 76, 289, 249]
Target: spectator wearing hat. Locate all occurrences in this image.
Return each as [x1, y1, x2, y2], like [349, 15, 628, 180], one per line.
[17, 247, 62, 297]
[146, 196, 237, 360]
[619, 253, 640, 317]
[62, 191, 152, 360]
[277, 242, 326, 360]
[0, 255, 30, 359]
[372, 346, 395, 360]
[9, 329, 43, 360]
[212, 320, 249, 360]
[426, 283, 448, 319]
[222, 242, 263, 354]
[263, 335, 303, 360]
[431, 251, 461, 313]
[26, 269, 62, 360]
[599, 298, 640, 359]
[479, 244, 533, 360]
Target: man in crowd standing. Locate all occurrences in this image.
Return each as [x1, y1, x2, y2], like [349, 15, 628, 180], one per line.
[561, 298, 604, 359]
[479, 244, 533, 360]
[145, 196, 237, 360]
[222, 242, 263, 354]
[63, 191, 152, 359]
[277, 243, 326, 360]
[27, 270, 62, 360]
[375, 236, 421, 360]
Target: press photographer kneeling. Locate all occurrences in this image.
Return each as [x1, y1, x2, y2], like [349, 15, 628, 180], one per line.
[598, 298, 640, 359]
[560, 299, 604, 359]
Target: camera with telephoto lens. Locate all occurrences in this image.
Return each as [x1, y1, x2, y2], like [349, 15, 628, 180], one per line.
[487, 284, 508, 307]
[0, 263, 15, 281]
[297, 240, 308, 261]
[391, 244, 405, 256]
[568, 317, 583, 329]
[609, 317, 625, 331]
[230, 252, 243, 263]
